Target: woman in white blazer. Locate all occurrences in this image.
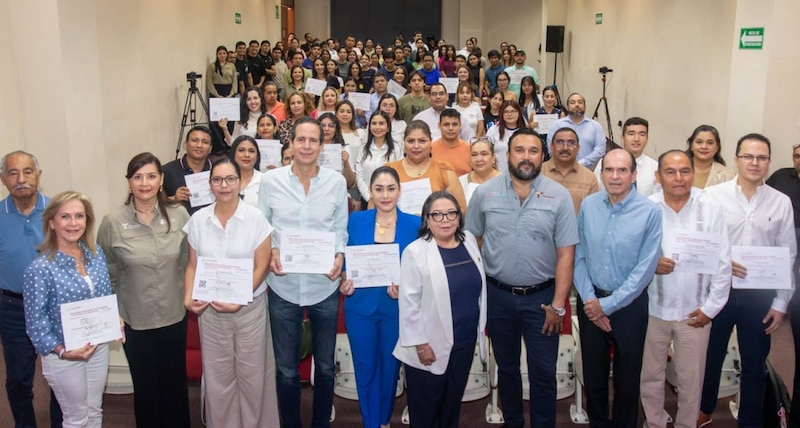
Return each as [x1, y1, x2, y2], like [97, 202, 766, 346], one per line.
[393, 190, 486, 428]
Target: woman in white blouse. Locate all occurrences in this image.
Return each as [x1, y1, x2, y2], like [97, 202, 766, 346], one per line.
[229, 135, 263, 206]
[183, 158, 273, 427]
[377, 93, 407, 144]
[219, 86, 266, 144]
[355, 111, 404, 204]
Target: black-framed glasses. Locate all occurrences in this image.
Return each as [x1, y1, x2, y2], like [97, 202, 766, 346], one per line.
[736, 154, 770, 164]
[428, 210, 459, 222]
[210, 176, 240, 186]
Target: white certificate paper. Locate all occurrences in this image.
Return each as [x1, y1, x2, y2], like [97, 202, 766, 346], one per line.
[533, 114, 558, 134]
[280, 230, 336, 274]
[185, 171, 215, 207]
[731, 246, 792, 289]
[387, 80, 408, 99]
[318, 144, 343, 172]
[304, 78, 327, 96]
[507, 69, 527, 86]
[345, 244, 400, 288]
[665, 231, 723, 275]
[439, 77, 459, 94]
[256, 139, 282, 170]
[209, 97, 240, 121]
[348, 92, 371, 113]
[398, 178, 432, 215]
[60, 294, 122, 351]
[192, 257, 254, 305]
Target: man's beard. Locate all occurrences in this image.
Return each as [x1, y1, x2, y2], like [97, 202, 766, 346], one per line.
[509, 159, 540, 181]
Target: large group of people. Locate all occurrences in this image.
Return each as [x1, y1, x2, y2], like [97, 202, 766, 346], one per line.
[1, 30, 800, 428]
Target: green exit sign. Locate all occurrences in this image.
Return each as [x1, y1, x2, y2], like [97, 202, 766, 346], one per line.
[595, 13, 603, 25]
[739, 27, 764, 49]
[235, 12, 241, 25]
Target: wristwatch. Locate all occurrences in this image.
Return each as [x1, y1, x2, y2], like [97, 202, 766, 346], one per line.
[551, 305, 566, 317]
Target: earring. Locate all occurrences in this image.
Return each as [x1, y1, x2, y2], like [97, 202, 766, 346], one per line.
[159, 185, 163, 193]
[128, 188, 133, 194]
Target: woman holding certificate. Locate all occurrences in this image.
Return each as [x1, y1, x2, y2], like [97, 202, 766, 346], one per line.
[23, 191, 122, 428]
[393, 190, 486, 428]
[339, 166, 421, 428]
[183, 158, 274, 427]
[97, 152, 191, 427]
[384, 121, 467, 215]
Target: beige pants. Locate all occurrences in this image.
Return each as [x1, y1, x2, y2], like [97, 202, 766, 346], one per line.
[199, 293, 278, 427]
[640, 316, 711, 428]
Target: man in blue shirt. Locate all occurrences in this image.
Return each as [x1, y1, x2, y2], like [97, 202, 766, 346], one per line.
[484, 49, 504, 93]
[0, 151, 61, 428]
[546, 93, 607, 170]
[466, 128, 578, 428]
[259, 117, 348, 428]
[574, 148, 662, 428]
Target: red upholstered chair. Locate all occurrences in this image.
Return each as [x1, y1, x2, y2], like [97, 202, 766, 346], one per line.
[186, 312, 202, 381]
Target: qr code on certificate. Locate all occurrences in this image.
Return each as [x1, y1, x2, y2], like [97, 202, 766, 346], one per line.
[672, 253, 679, 261]
[351, 270, 359, 278]
[192, 193, 199, 198]
[285, 255, 293, 262]
[198, 280, 207, 289]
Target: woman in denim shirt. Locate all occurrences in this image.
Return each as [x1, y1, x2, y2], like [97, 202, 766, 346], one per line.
[23, 191, 121, 428]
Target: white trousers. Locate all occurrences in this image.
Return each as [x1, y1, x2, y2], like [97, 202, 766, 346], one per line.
[41, 343, 109, 428]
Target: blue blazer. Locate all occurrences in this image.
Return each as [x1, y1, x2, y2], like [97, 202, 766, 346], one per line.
[344, 209, 421, 317]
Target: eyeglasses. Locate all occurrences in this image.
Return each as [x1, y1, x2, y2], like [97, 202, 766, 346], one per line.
[503, 110, 518, 116]
[210, 176, 240, 186]
[553, 140, 578, 148]
[736, 154, 770, 164]
[428, 210, 459, 222]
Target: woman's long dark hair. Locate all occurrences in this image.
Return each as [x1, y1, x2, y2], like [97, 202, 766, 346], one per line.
[318, 112, 345, 145]
[229, 135, 261, 172]
[362, 111, 396, 162]
[498, 100, 525, 139]
[214, 45, 226, 76]
[685, 124, 727, 166]
[239, 86, 266, 128]
[518, 76, 541, 110]
[125, 152, 174, 231]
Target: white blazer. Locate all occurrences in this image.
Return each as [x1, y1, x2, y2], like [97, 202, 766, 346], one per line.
[393, 231, 487, 375]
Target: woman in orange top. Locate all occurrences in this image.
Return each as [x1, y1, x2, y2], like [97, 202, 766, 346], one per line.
[384, 120, 467, 215]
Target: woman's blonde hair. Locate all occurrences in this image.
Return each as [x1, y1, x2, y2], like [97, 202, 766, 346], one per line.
[39, 191, 96, 260]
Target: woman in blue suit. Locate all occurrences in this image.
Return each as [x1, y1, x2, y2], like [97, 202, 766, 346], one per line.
[340, 165, 421, 428]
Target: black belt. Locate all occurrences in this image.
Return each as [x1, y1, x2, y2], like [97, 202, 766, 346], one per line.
[593, 285, 613, 298]
[0, 289, 23, 299]
[487, 276, 555, 296]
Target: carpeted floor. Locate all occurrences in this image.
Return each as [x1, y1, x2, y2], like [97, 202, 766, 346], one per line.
[1, 318, 794, 427]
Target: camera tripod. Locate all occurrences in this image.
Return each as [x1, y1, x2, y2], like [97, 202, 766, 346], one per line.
[591, 70, 615, 144]
[175, 75, 212, 159]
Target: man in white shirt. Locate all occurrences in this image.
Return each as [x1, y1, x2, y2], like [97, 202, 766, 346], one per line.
[413, 82, 448, 140]
[259, 117, 349, 427]
[595, 117, 659, 196]
[698, 133, 796, 428]
[640, 150, 731, 428]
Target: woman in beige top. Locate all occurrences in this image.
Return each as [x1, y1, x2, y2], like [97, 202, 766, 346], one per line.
[206, 46, 238, 98]
[685, 124, 736, 188]
[97, 152, 191, 427]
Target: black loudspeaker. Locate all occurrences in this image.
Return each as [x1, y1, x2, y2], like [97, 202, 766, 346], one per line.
[546, 25, 565, 53]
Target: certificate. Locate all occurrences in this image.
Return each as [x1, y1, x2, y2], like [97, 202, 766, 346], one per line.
[507, 69, 527, 86]
[318, 144, 343, 172]
[398, 178, 432, 215]
[439, 77, 459, 94]
[60, 295, 122, 351]
[348, 92, 371, 113]
[280, 230, 336, 274]
[387, 79, 408, 99]
[192, 257, 254, 305]
[256, 139, 282, 170]
[731, 246, 792, 289]
[533, 114, 558, 134]
[304, 78, 327, 96]
[209, 97, 240, 121]
[345, 244, 400, 288]
[185, 171, 214, 207]
[665, 231, 722, 275]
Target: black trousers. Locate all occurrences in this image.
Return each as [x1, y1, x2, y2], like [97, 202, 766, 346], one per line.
[578, 291, 648, 428]
[123, 317, 190, 428]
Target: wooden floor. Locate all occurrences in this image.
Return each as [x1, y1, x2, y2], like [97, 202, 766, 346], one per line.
[0, 319, 794, 427]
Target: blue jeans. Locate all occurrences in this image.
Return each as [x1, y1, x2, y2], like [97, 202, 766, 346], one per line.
[269, 289, 339, 428]
[0, 293, 62, 428]
[701, 288, 773, 428]
[487, 283, 558, 428]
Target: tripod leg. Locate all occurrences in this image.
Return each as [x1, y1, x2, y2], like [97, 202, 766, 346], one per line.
[176, 88, 194, 159]
[592, 97, 603, 120]
[602, 98, 613, 142]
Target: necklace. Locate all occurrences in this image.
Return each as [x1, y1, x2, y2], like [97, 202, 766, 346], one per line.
[375, 220, 395, 235]
[404, 158, 430, 176]
[133, 205, 155, 215]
